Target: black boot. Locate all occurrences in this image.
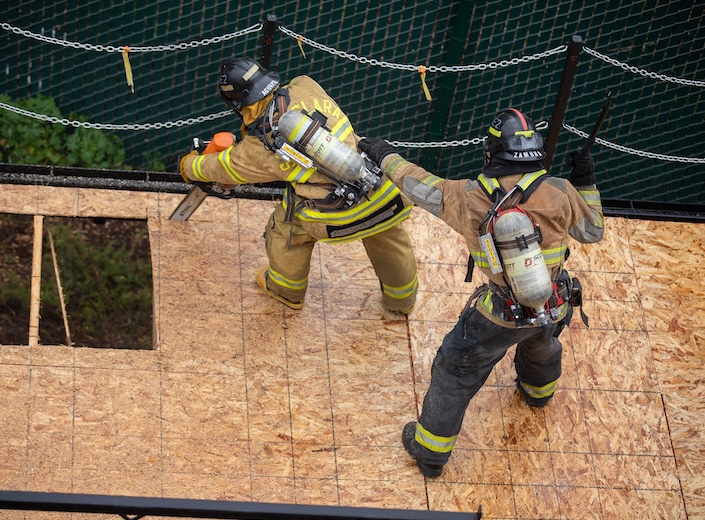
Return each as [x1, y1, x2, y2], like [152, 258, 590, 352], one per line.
[402, 422, 444, 477]
[516, 378, 553, 408]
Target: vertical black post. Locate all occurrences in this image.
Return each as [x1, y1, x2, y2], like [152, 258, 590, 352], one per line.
[542, 35, 584, 172]
[259, 14, 278, 69]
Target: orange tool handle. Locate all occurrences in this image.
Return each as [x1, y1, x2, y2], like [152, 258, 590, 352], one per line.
[202, 132, 235, 154]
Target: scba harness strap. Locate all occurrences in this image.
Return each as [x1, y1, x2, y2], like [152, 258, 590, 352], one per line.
[466, 170, 588, 328]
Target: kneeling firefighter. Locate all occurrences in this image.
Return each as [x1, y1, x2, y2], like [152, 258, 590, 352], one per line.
[180, 57, 418, 313]
[359, 107, 604, 477]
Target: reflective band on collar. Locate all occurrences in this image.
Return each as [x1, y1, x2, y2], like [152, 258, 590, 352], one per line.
[515, 170, 547, 191]
[415, 423, 457, 453]
[477, 174, 501, 196]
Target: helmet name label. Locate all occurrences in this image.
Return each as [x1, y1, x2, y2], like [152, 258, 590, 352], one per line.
[512, 150, 544, 159]
[260, 80, 278, 98]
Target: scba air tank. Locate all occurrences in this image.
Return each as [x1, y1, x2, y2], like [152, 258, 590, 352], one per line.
[493, 209, 553, 311]
[277, 110, 366, 183]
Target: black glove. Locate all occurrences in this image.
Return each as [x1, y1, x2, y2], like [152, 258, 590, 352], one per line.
[358, 137, 397, 165]
[566, 148, 596, 186]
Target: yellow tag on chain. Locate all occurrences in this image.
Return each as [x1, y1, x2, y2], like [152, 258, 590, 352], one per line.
[122, 46, 134, 93]
[418, 65, 432, 101]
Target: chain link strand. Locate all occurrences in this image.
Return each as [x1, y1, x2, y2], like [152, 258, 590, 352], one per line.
[279, 26, 566, 71]
[2, 21, 704, 163]
[562, 123, 705, 163]
[0, 22, 262, 53]
[0, 101, 233, 130]
[584, 46, 705, 88]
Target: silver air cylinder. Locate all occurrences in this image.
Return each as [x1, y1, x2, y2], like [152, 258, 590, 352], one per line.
[277, 110, 367, 183]
[493, 209, 553, 311]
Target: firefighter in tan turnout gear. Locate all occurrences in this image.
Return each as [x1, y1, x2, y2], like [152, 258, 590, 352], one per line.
[359, 108, 604, 477]
[181, 57, 418, 313]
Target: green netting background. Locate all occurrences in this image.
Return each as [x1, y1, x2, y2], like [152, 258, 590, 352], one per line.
[1, 0, 704, 204]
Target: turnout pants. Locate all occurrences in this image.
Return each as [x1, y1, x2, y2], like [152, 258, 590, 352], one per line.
[412, 304, 562, 466]
[264, 203, 418, 311]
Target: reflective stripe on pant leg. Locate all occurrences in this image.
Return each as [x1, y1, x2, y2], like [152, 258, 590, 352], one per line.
[361, 224, 418, 310]
[514, 326, 563, 390]
[518, 379, 557, 399]
[381, 273, 418, 301]
[415, 423, 457, 454]
[264, 204, 315, 303]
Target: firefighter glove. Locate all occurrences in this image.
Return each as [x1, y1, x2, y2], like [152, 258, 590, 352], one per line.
[358, 137, 397, 166]
[179, 150, 199, 183]
[567, 149, 596, 186]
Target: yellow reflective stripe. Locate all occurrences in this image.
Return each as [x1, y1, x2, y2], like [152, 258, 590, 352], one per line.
[319, 205, 412, 243]
[577, 189, 601, 203]
[415, 423, 457, 453]
[285, 164, 316, 183]
[516, 170, 547, 191]
[329, 116, 352, 140]
[385, 156, 408, 179]
[267, 267, 307, 291]
[578, 189, 604, 227]
[515, 130, 534, 138]
[519, 380, 556, 399]
[488, 126, 501, 137]
[288, 113, 310, 142]
[296, 180, 400, 224]
[481, 289, 494, 315]
[422, 175, 443, 187]
[542, 245, 567, 266]
[190, 155, 211, 182]
[217, 148, 249, 184]
[382, 273, 418, 300]
[477, 173, 501, 196]
[470, 250, 491, 269]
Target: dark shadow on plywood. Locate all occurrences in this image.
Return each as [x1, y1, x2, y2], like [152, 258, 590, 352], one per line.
[0, 214, 153, 349]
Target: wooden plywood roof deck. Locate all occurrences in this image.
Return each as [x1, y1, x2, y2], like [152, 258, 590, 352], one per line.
[0, 183, 704, 520]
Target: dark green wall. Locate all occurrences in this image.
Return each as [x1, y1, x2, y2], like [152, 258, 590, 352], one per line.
[1, 0, 703, 203]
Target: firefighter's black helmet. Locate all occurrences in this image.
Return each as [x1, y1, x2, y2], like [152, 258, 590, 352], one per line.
[217, 57, 280, 113]
[484, 108, 546, 162]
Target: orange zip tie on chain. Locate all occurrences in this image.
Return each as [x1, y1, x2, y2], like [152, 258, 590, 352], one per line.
[121, 46, 134, 93]
[418, 66, 432, 101]
[297, 35, 307, 58]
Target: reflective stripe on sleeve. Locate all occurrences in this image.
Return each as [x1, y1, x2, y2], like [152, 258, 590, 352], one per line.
[217, 148, 249, 184]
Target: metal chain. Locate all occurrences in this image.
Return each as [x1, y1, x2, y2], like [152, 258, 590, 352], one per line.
[3, 20, 704, 165]
[584, 46, 705, 87]
[388, 121, 548, 148]
[0, 101, 232, 130]
[0, 22, 262, 53]
[278, 25, 566, 71]
[563, 122, 705, 164]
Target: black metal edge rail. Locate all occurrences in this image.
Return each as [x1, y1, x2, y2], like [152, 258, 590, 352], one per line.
[0, 490, 481, 519]
[1, 163, 704, 222]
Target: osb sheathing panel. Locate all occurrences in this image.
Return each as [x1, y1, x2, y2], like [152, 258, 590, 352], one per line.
[1, 183, 704, 519]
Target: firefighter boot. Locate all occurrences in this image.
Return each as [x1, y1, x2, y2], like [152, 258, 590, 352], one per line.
[402, 422, 444, 478]
[516, 377, 554, 408]
[256, 267, 305, 310]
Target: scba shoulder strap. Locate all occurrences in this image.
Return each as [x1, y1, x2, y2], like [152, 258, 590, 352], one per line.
[465, 170, 548, 282]
[247, 88, 290, 151]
